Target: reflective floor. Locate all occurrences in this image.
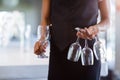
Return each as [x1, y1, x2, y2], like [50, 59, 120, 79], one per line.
[0, 40, 50, 80]
[0, 42, 50, 66]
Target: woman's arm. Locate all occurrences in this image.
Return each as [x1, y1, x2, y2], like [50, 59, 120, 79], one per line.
[96, 0, 110, 31]
[87, 0, 110, 39]
[34, 0, 51, 55]
[77, 0, 110, 39]
[40, 0, 50, 40]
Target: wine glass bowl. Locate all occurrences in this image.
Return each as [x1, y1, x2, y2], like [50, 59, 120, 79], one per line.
[67, 41, 81, 62]
[81, 47, 94, 66]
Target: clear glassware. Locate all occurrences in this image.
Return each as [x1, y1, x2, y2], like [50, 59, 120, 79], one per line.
[37, 25, 49, 58]
[98, 40, 108, 76]
[93, 37, 108, 76]
[93, 37, 106, 61]
[67, 27, 82, 62]
[93, 37, 101, 60]
[81, 39, 94, 66]
[99, 40, 107, 63]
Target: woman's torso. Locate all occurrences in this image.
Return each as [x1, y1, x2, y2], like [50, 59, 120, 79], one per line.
[50, 0, 99, 50]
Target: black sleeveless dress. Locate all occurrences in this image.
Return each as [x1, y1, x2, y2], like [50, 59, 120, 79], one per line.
[48, 0, 101, 80]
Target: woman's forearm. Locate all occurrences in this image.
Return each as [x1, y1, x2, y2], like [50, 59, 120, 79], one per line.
[41, 0, 50, 26]
[40, 0, 50, 40]
[96, 18, 110, 32]
[97, 0, 110, 32]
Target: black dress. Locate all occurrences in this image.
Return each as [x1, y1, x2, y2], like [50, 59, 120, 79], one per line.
[48, 0, 101, 80]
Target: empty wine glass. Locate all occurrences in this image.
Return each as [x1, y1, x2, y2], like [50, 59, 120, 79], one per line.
[37, 25, 49, 58]
[93, 37, 106, 61]
[67, 27, 82, 62]
[81, 39, 94, 66]
[93, 37, 101, 60]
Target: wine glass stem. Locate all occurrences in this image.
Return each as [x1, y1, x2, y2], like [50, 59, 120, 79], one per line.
[76, 37, 79, 42]
[95, 36, 99, 42]
[85, 39, 88, 47]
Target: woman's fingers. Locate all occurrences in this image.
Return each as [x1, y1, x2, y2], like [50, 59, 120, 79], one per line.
[84, 28, 92, 40]
[86, 26, 99, 39]
[77, 31, 87, 39]
[34, 41, 40, 54]
[88, 26, 99, 35]
[34, 41, 47, 55]
[78, 28, 91, 40]
[76, 27, 97, 40]
[39, 45, 46, 53]
[39, 42, 47, 53]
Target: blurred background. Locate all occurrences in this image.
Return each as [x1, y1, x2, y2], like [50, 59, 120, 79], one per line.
[0, 0, 119, 80]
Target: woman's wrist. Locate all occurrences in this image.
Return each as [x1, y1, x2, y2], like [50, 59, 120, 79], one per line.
[96, 23, 108, 32]
[38, 36, 46, 44]
[40, 25, 47, 37]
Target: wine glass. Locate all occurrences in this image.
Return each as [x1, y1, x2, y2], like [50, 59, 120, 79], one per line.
[93, 37, 106, 61]
[93, 37, 101, 60]
[81, 39, 94, 66]
[37, 25, 49, 58]
[67, 27, 82, 62]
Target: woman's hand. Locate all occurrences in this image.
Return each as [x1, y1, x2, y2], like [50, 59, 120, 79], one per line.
[34, 26, 48, 55]
[34, 40, 45, 55]
[34, 38, 48, 55]
[86, 26, 99, 39]
[76, 26, 99, 40]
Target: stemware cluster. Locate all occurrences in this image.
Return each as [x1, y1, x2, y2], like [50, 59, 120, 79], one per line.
[67, 27, 106, 66]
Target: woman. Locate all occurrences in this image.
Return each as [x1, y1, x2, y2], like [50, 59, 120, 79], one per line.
[34, 0, 110, 80]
